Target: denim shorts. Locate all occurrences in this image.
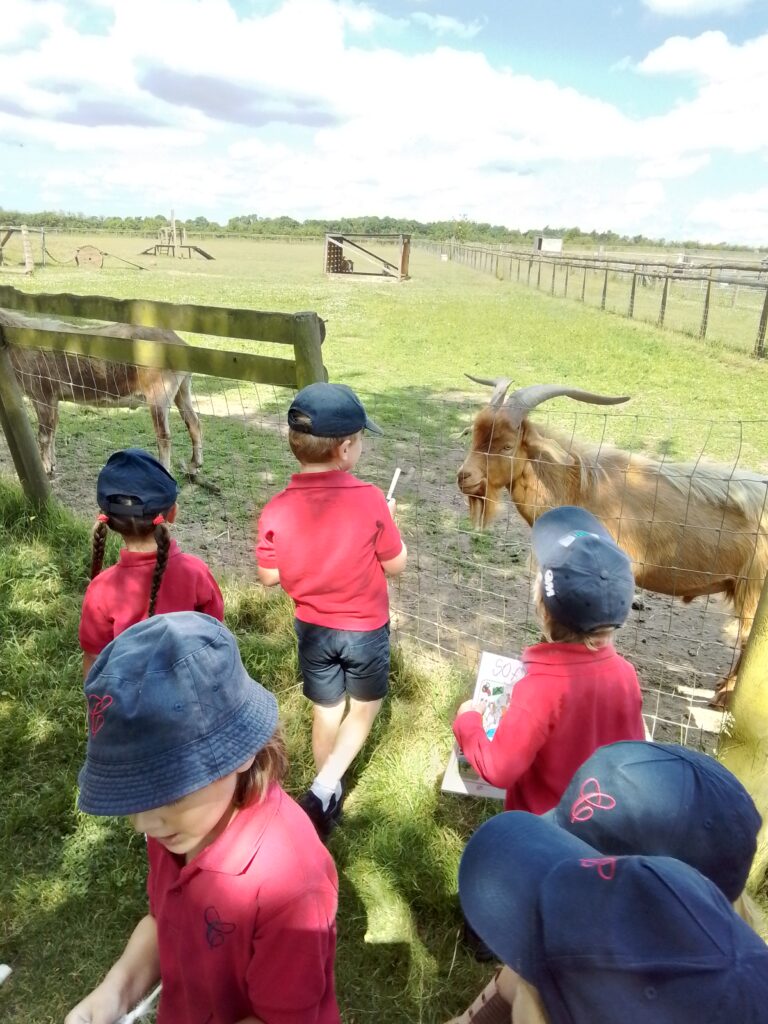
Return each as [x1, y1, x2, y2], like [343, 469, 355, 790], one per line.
[295, 620, 391, 706]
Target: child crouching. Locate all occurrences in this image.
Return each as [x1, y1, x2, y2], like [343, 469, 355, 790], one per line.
[65, 612, 340, 1024]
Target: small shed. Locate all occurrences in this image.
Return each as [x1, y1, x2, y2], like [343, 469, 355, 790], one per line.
[532, 235, 563, 255]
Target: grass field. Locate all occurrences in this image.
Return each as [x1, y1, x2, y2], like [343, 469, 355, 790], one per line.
[1, 237, 767, 1022]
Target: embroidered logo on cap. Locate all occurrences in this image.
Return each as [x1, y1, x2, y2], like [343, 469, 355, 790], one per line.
[544, 569, 556, 597]
[579, 856, 617, 881]
[570, 777, 617, 822]
[87, 694, 113, 735]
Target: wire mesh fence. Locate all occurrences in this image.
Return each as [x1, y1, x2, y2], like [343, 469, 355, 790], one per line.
[418, 241, 768, 358]
[3, 350, 767, 758]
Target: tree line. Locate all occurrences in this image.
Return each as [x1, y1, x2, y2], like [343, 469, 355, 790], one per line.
[0, 207, 756, 252]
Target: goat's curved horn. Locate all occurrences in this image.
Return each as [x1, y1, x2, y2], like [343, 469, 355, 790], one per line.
[465, 374, 514, 410]
[506, 385, 630, 428]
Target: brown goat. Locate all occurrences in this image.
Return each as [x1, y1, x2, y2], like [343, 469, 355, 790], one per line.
[0, 309, 202, 476]
[457, 377, 768, 706]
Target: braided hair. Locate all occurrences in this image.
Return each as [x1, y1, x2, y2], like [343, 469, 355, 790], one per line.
[90, 498, 173, 617]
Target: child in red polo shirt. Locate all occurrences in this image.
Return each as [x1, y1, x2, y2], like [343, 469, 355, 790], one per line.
[65, 612, 341, 1024]
[256, 383, 407, 839]
[79, 449, 223, 677]
[453, 506, 644, 814]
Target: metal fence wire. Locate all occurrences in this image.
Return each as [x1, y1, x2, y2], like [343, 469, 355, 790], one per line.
[418, 241, 768, 359]
[3, 354, 767, 757]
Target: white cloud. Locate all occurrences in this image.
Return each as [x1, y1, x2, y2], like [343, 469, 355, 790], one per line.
[642, 0, 754, 15]
[637, 154, 710, 178]
[411, 12, 485, 39]
[689, 186, 768, 245]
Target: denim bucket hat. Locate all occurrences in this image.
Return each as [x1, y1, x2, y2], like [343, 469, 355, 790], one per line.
[459, 813, 768, 1024]
[78, 612, 279, 815]
[287, 382, 383, 437]
[97, 448, 179, 517]
[544, 740, 760, 902]
[532, 505, 634, 632]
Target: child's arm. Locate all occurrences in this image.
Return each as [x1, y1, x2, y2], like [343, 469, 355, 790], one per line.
[64, 914, 160, 1024]
[82, 652, 97, 680]
[257, 565, 281, 587]
[380, 542, 407, 577]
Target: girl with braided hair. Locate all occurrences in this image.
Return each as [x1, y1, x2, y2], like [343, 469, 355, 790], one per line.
[79, 449, 223, 677]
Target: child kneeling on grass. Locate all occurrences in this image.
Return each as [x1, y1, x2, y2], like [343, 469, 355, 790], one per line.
[256, 382, 407, 840]
[452, 505, 645, 814]
[65, 611, 341, 1024]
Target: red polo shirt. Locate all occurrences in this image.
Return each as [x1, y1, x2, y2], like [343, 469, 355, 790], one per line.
[79, 540, 223, 655]
[255, 471, 403, 630]
[453, 642, 644, 813]
[147, 783, 340, 1024]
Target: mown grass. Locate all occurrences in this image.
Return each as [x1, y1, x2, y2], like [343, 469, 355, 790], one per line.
[2, 238, 768, 1021]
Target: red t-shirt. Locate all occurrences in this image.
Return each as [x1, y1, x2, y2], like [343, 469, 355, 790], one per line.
[147, 784, 340, 1024]
[255, 471, 403, 630]
[453, 642, 645, 813]
[79, 539, 224, 655]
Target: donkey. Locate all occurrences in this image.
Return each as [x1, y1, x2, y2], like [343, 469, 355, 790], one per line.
[0, 309, 202, 476]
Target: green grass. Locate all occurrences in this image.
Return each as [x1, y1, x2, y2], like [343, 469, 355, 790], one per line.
[2, 237, 768, 1021]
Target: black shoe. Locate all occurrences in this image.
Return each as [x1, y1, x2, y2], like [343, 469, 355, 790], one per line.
[298, 788, 340, 842]
[329, 778, 347, 823]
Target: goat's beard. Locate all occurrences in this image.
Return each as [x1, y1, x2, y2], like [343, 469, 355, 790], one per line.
[468, 487, 503, 529]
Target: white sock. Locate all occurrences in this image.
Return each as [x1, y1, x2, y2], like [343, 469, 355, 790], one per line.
[310, 778, 342, 811]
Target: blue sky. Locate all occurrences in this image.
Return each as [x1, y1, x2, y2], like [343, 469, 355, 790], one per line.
[2, 0, 767, 243]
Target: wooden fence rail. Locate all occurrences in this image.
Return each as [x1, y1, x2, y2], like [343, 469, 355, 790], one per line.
[0, 285, 326, 504]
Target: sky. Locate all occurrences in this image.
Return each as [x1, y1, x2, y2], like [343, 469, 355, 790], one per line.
[2, 0, 768, 244]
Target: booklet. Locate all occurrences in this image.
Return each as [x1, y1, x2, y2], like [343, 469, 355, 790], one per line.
[442, 650, 525, 799]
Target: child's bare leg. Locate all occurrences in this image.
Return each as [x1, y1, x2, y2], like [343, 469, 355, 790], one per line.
[311, 699, 347, 771]
[315, 696, 383, 786]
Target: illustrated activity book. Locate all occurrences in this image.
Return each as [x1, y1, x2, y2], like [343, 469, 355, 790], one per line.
[442, 650, 525, 799]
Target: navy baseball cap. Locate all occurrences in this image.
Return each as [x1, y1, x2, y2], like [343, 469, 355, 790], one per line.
[287, 382, 383, 437]
[459, 813, 768, 1024]
[544, 740, 760, 902]
[97, 448, 179, 517]
[532, 506, 634, 632]
[78, 612, 279, 816]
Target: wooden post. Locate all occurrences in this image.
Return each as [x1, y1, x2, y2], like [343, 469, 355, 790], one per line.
[719, 573, 768, 884]
[600, 267, 609, 310]
[628, 272, 637, 318]
[581, 267, 587, 302]
[550, 263, 556, 295]
[536, 260, 542, 289]
[399, 235, 410, 280]
[564, 263, 569, 297]
[0, 338, 51, 505]
[292, 312, 327, 387]
[755, 287, 768, 358]
[516, 258, 521, 282]
[170, 209, 178, 258]
[21, 225, 34, 275]
[527, 259, 532, 285]
[657, 275, 669, 327]
[699, 277, 712, 340]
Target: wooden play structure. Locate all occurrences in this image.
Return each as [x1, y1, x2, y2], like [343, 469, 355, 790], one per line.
[139, 210, 214, 260]
[324, 233, 410, 280]
[0, 226, 45, 275]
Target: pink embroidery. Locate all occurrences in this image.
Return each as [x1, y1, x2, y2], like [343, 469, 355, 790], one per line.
[87, 694, 113, 735]
[579, 857, 617, 881]
[570, 777, 617, 822]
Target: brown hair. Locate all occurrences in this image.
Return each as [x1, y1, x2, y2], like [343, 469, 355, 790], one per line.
[234, 729, 289, 807]
[91, 500, 173, 616]
[533, 574, 615, 651]
[288, 412, 359, 465]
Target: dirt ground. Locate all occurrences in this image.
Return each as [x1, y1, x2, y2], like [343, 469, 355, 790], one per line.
[0, 390, 737, 755]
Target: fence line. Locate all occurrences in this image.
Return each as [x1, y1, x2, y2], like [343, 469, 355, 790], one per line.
[418, 240, 768, 358]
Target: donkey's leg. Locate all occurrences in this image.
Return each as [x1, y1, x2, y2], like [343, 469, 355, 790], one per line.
[148, 403, 172, 471]
[173, 376, 203, 473]
[31, 397, 59, 476]
[708, 581, 759, 710]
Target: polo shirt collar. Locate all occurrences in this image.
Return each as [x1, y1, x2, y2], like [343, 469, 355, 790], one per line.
[117, 538, 180, 566]
[288, 471, 364, 489]
[523, 641, 616, 666]
[183, 783, 282, 878]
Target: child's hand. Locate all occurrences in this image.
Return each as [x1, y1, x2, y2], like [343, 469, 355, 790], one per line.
[387, 498, 397, 518]
[456, 698, 486, 717]
[64, 983, 124, 1024]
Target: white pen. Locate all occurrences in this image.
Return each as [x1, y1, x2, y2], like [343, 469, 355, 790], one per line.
[386, 467, 402, 502]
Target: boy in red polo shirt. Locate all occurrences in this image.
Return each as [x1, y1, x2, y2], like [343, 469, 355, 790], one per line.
[66, 612, 340, 1024]
[453, 506, 645, 814]
[256, 382, 407, 839]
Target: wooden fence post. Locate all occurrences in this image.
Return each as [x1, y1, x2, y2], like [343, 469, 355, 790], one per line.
[628, 272, 637, 318]
[699, 277, 712, 340]
[564, 263, 569, 298]
[657, 275, 669, 328]
[581, 267, 587, 302]
[755, 287, 768, 358]
[292, 312, 327, 388]
[0, 338, 51, 505]
[719, 573, 768, 885]
[600, 268, 609, 310]
[536, 261, 542, 289]
[550, 263, 556, 295]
